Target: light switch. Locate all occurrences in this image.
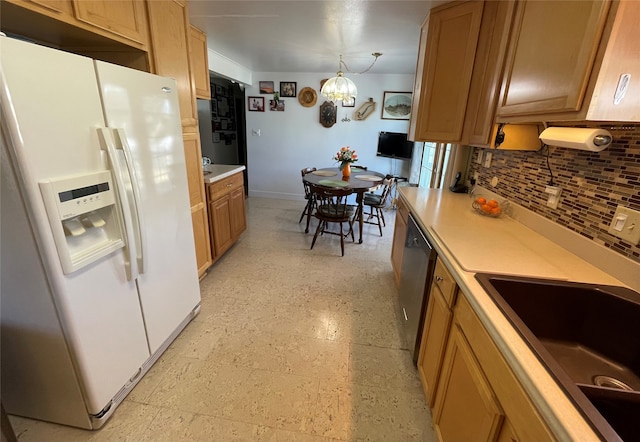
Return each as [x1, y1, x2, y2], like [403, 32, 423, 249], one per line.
[608, 205, 640, 244]
[613, 214, 628, 232]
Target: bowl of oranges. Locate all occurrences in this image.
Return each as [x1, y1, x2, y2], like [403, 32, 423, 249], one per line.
[472, 195, 505, 217]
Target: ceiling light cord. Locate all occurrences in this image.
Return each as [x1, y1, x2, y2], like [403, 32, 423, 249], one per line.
[339, 52, 382, 75]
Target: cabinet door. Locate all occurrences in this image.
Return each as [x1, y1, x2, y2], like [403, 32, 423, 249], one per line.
[417, 286, 453, 407]
[433, 325, 504, 442]
[391, 198, 408, 287]
[409, 1, 484, 142]
[20, 0, 73, 15]
[146, 0, 198, 129]
[74, 0, 148, 45]
[192, 204, 211, 277]
[229, 186, 246, 239]
[210, 195, 233, 257]
[182, 133, 211, 275]
[190, 25, 211, 99]
[496, 0, 610, 117]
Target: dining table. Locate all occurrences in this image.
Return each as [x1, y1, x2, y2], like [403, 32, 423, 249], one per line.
[303, 167, 385, 244]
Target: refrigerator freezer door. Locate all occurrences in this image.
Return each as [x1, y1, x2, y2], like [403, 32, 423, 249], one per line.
[0, 37, 151, 419]
[94, 61, 201, 353]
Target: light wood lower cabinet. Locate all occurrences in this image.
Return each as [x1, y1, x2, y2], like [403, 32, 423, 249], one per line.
[418, 261, 554, 441]
[391, 196, 408, 287]
[207, 172, 246, 263]
[417, 259, 457, 407]
[433, 324, 504, 442]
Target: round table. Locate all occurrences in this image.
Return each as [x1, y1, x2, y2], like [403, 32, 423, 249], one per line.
[303, 167, 385, 243]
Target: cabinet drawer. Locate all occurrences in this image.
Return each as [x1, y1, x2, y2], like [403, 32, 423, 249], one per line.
[433, 259, 457, 307]
[208, 172, 243, 201]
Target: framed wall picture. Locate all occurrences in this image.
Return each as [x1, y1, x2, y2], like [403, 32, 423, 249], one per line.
[381, 91, 412, 120]
[342, 96, 355, 107]
[270, 100, 285, 111]
[248, 96, 265, 111]
[259, 81, 274, 94]
[280, 81, 297, 98]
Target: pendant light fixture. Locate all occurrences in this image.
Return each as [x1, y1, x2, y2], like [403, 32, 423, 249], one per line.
[321, 52, 382, 102]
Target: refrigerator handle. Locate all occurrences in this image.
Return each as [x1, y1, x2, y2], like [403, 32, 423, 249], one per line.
[97, 128, 139, 281]
[113, 128, 147, 275]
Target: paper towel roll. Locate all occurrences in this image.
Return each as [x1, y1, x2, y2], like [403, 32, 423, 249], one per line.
[539, 127, 612, 152]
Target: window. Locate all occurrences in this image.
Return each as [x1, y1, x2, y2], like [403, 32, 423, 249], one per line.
[418, 142, 452, 188]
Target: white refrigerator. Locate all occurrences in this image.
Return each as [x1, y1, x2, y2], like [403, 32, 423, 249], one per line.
[0, 36, 201, 429]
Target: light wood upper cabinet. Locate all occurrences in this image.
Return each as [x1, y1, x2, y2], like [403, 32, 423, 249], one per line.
[2, 0, 149, 52]
[190, 25, 211, 100]
[22, 0, 73, 15]
[146, 0, 198, 130]
[74, 0, 148, 46]
[409, 1, 515, 146]
[409, 1, 484, 143]
[496, 0, 640, 123]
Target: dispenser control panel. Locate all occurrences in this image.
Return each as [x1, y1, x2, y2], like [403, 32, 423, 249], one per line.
[40, 171, 116, 221]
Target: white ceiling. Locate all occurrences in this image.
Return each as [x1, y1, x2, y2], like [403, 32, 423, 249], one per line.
[188, 1, 440, 75]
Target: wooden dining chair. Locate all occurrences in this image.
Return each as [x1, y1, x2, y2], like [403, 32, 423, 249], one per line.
[299, 167, 317, 232]
[357, 175, 396, 236]
[309, 184, 355, 256]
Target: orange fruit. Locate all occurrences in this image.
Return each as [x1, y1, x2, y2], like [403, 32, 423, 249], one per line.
[475, 197, 486, 205]
[488, 199, 499, 208]
[481, 204, 492, 213]
[491, 207, 501, 215]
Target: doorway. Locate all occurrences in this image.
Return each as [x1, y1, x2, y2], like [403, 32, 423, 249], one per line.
[196, 74, 248, 192]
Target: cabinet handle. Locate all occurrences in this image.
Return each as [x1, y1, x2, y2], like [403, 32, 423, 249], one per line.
[435, 275, 444, 283]
[226, 183, 233, 187]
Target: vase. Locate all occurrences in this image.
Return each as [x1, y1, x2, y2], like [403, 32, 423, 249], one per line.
[342, 163, 351, 178]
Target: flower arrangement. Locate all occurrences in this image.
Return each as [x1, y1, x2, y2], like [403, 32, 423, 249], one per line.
[333, 146, 358, 171]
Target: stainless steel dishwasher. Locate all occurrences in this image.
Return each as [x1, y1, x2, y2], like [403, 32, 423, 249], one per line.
[398, 214, 437, 363]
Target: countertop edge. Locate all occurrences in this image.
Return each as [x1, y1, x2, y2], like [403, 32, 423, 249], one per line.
[203, 165, 246, 184]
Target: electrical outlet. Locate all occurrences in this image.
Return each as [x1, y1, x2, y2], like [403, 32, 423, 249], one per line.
[608, 205, 640, 245]
[545, 186, 562, 209]
[476, 151, 483, 165]
[484, 151, 492, 167]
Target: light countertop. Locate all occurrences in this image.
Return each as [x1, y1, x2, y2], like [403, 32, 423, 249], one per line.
[203, 164, 246, 184]
[399, 186, 637, 442]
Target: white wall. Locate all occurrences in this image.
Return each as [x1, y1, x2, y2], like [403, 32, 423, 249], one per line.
[244, 72, 416, 200]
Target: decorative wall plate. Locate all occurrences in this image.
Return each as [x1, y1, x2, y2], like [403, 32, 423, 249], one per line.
[298, 87, 317, 107]
[353, 98, 376, 121]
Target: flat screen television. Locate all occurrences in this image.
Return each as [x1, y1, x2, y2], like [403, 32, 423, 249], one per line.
[376, 131, 414, 160]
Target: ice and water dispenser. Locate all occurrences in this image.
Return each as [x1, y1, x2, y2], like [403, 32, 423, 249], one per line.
[39, 170, 125, 274]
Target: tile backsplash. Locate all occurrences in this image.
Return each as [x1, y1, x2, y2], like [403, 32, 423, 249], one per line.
[469, 125, 640, 263]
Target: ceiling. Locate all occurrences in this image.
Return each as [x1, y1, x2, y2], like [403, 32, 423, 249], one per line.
[188, 1, 441, 76]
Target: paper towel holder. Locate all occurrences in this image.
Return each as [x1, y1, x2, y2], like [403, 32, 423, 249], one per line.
[539, 127, 612, 152]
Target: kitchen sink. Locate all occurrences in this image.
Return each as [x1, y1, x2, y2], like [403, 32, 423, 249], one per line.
[475, 274, 640, 442]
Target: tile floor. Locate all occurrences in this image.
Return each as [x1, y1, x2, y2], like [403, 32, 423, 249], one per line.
[10, 197, 436, 441]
